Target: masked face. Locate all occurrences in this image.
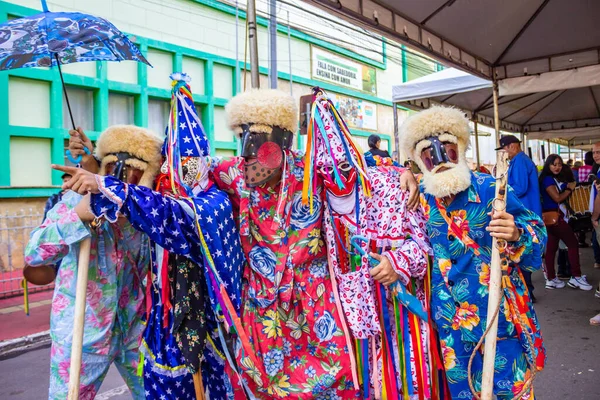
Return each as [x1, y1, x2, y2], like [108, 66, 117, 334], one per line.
[417, 134, 459, 173]
[181, 157, 200, 186]
[103, 152, 145, 185]
[413, 133, 471, 198]
[159, 156, 206, 189]
[240, 124, 293, 187]
[319, 161, 357, 215]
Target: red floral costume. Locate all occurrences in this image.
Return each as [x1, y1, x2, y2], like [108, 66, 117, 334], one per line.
[211, 153, 360, 399]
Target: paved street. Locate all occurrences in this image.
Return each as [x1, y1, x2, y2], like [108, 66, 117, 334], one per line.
[529, 246, 600, 400]
[0, 248, 599, 399]
[0, 344, 130, 400]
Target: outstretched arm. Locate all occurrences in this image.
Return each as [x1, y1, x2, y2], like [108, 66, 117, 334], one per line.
[399, 168, 420, 211]
[369, 191, 431, 286]
[91, 175, 205, 260]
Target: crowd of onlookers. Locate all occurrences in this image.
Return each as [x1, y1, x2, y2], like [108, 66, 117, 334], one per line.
[464, 136, 600, 324]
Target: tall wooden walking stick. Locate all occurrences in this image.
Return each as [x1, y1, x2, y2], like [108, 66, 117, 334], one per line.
[479, 152, 508, 399]
[68, 237, 92, 399]
[466, 80, 509, 400]
[480, 80, 506, 400]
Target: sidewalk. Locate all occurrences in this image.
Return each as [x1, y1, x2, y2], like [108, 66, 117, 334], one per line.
[0, 289, 52, 355]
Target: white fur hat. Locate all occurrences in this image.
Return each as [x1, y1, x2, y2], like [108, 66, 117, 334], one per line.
[399, 106, 473, 198]
[399, 106, 470, 158]
[95, 125, 164, 188]
[225, 89, 298, 135]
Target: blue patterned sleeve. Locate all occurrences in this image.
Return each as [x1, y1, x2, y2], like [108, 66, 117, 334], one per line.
[505, 186, 547, 272]
[90, 175, 203, 261]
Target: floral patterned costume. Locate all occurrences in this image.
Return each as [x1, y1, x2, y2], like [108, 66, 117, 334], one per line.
[306, 96, 447, 399]
[421, 172, 547, 399]
[25, 191, 149, 400]
[212, 153, 360, 399]
[328, 165, 448, 400]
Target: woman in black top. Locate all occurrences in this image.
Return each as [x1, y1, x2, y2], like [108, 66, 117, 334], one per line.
[367, 134, 391, 158]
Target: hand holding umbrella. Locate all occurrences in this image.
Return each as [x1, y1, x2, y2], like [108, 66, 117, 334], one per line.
[0, 2, 151, 397]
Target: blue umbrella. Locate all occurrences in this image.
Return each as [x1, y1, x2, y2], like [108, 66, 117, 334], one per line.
[0, 0, 150, 131]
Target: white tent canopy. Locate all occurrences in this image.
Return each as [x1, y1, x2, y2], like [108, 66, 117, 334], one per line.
[391, 67, 491, 102]
[305, 0, 600, 159]
[392, 68, 600, 147]
[527, 127, 600, 150]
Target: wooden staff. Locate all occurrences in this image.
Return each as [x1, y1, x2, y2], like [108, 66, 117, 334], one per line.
[68, 237, 91, 399]
[480, 80, 506, 400]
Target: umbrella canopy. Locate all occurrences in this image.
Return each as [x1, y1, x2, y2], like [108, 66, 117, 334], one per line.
[0, 0, 150, 134]
[0, 10, 149, 70]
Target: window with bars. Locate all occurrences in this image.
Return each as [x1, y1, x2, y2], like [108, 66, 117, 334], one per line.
[108, 93, 135, 126]
[148, 98, 170, 135]
[62, 86, 94, 131]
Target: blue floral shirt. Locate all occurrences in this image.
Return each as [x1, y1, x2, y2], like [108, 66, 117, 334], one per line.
[421, 173, 547, 348]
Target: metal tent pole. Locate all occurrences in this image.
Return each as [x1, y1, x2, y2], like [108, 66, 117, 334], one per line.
[247, 0, 260, 88]
[473, 117, 481, 169]
[268, 0, 278, 88]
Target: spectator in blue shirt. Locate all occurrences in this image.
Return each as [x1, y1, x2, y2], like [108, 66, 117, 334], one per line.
[497, 135, 542, 301]
[366, 133, 392, 158]
[497, 135, 542, 217]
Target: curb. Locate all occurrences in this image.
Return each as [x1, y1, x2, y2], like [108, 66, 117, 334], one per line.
[0, 330, 51, 359]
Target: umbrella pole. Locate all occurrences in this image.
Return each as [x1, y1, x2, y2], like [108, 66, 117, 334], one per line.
[54, 54, 76, 130]
[68, 237, 91, 400]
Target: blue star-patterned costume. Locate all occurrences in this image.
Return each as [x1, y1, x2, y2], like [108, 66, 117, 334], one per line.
[91, 177, 243, 399]
[90, 72, 244, 399]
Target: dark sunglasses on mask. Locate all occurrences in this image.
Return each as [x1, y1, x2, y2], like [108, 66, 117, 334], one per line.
[419, 135, 459, 171]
